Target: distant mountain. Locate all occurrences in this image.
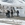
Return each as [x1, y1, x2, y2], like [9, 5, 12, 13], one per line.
[23, 0, 25, 2]
[2, 0, 13, 3]
[7, 0, 13, 3]
[2, 0, 8, 2]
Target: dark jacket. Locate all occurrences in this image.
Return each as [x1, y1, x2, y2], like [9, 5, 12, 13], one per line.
[11, 10, 13, 14]
[6, 10, 10, 15]
[17, 10, 19, 14]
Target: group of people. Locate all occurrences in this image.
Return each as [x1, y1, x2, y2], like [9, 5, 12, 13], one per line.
[6, 9, 13, 18]
[6, 10, 10, 18]
[6, 10, 19, 18]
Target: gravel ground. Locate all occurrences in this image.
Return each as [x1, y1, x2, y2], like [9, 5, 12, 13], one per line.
[0, 13, 25, 20]
[0, 13, 25, 25]
[0, 15, 25, 25]
[0, 15, 25, 20]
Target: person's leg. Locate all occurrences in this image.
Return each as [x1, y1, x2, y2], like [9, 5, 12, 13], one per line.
[17, 13, 18, 17]
[11, 14, 12, 17]
[17, 13, 19, 17]
[12, 14, 13, 17]
[18, 13, 19, 16]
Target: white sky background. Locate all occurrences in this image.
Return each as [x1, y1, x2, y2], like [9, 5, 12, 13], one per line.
[0, 0, 13, 6]
[0, 0, 25, 6]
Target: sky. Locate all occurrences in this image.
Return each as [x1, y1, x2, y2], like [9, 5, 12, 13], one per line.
[0, 0, 25, 6]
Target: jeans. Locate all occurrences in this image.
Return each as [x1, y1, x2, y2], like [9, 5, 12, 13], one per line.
[17, 13, 19, 17]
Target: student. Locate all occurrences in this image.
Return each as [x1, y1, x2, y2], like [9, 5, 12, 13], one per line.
[17, 10, 19, 17]
[11, 9, 13, 17]
[6, 10, 10, 18]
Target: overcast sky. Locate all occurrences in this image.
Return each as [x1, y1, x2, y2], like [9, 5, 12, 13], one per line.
[0, 0, 25, 5]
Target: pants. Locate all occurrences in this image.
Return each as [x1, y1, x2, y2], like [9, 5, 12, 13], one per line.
[6, 13, 10, 18]
[11, 13, 13, 17]
[17, 13, 19, 17]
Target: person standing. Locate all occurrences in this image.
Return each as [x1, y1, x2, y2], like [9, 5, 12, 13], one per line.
[11, 9, 13, 17]
[6, 10, 10, 18]
[17, 10, 19, 17]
